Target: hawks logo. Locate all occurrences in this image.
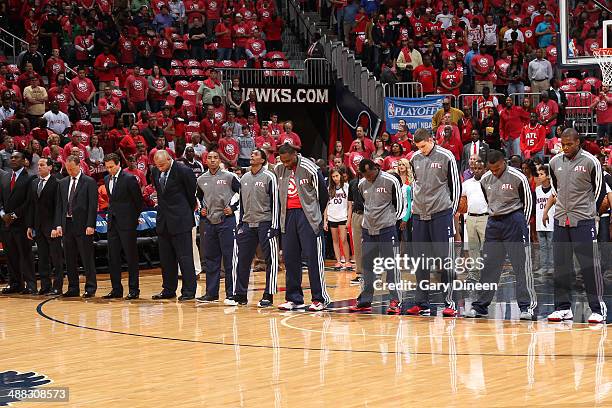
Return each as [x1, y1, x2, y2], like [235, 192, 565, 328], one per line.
[55, 94, 66, 103]
[252, 42, 262, 51]
[549, 47, 557, 56]
[262, 11, 270, 18]
[539, 105, 550, 116]
[237, 27, 245, 34]
[524, 30, 533, 38]
[597, 100, 608, 110]
[77, 81, 89, 92]
[52, 63, 62, 73]
[585, 78, 597, 85]
[124, 40, 132, 50]
[498, 62, 509, 73]
[566, 78, 579, 86]
[352, 154, 363, 166]
[159, 40, 168, 49]
[153, 79, 164, 89]
[590, 42, 600, 52]
[225, 144, 235, 155]
[283, 138, 294, 145]
[133, 80, 143, 91]
[214, 111, 223, 121]
[287, 176, 298, 196]
[209, 0, 217, 8]
[478, 57, 488, 68]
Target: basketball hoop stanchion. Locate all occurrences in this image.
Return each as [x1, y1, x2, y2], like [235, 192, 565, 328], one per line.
[593, 48, 612, 85]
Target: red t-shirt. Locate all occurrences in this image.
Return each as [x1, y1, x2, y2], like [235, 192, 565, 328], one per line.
[536, 99, 559, 127]
[413, 65, 436, 93]
[48, 86, 72, 113]
[70, 77, 96, 103]
[277, 131, 301, 149]
[98, 96, 121, 128]
[94, 53, 118, 82]
[125, 167, 146, 187]
[233, 23, 248, 48]
[215, 22, 233, 48]
[126, 75, 148, 103]
[263, 18, 283, 41]
[219, 137, 239, 163]
[349, 137, 375, 157]
[287, 170, 302, 209]
[205, 0, 222, 19]
[595, 94, 612, 124]
[440, 69, 462, 95]
[119, 36, 135, 64]
[382, 155, 403, 171]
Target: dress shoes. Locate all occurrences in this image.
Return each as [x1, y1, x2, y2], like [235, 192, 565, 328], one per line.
[62, 290, 80, 298]
[178, 295, 195, 301]
[21, 288, 37, 295]
[152, 291, 176, 300]
[1, 286, 24, 294]
[48, 289, 61, 296]
[102, 291, 123, 299]
[38, 288, 51, 296]
[82, 291, 95, 299]
[125, 292, 140, 300]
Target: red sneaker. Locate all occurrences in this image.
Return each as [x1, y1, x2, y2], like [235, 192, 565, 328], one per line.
[404, 305, 431, 316]
[386, 299, 401, 315]
[348, 302, 372, 312]
[442, 307, 457, 317]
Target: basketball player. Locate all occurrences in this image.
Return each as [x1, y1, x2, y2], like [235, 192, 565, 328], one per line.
[464, 150, 537, 320]
[275, 144, 330, 311]
[544, 128, 607, 324]
[234, 148, 280, 307]
[348, 159, 405, 314]
[195, 150, 241, 305]
[405, 128, 461, 317]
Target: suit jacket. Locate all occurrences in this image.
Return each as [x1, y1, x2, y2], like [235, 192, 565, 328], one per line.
[548, 88, 567, 125]
[461, 141, 490, 172]
[0, 168, 35, 231]
[152, 161, 197, 235]
[27, 175, 59, 237]
[307, 41, 325, 58]
[55, 173, 98, 234]
[105, 170, 143, 231]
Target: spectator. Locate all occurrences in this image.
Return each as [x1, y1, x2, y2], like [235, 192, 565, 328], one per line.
[548, 79, 568, 126]
[94, 45, 119, 91]
[197, 68, 225, 106]
[382, 142, 405, 171]
[528, 48, 553, 94]
[306, 32, 325, 58]
[535, 14, 557, 49]
[17, 42, 45, 74]
[502, 19, 524, 43]
[179, 145, 205, 177]
[23, 77, 48, 125]
[233, 14, 249, 61]
[471, 47, 495, 93]
[98, 87, 122, 130]
[148, 135, 176, 162]
[221, 110, 243, 139]
[264, 13, 284, 52]
[42, 101, 71, 136]
[439, 60, 463, 96]
[70, 67, 96, 121]
[189, 17, 207, 60]
[349, 126, 375, 157]
[476, 86, 499, 121]
[218, 126, 240, 166]
[535, 90, 559, 136]
[227, 76, 244, 111]
[87, 134, 105, 173]
[245, 28, 267, 68]
[47, 73, 72, 114]
[507, 54, 525, 97]
[0, 136, 14, 170]
[188, 132, 207, 158]
[169, 0, 187, 33]
[153, 5, 175, 32]
[437, 125, 462, 163]
[520, 112, 547, 160]
[236, 125, 256, 167]
[141, 116, 165, 148]
[499, 96, 530, 157]
[590, 85, 612, 140]
[479, 107, 500, 150]
[432, 97, 464, 131]
[278, 120, 302, 150]
[435, 5, 454, 29]
[44, 49, 66, 87]
[396, 38, 423, 82]
[342, 0, 360, 44]
[148, 65, 170, 113]
[482, 14, 498, 48]
[62, 131, 89, 161]
[461, 129, 489, 172]
[215, 16, 234, 61]
[17, 63, 42, 92]
[380, 58, 400, 85]
[0, 95, 14, 128]
[126, 65, 149, 113]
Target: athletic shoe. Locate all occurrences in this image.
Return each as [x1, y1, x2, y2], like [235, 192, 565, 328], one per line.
[404, 305, 431, 316]
[464, 308, 488, 318]
[547, 309, 573, 322]
[442, 307, 457, 317]
[348, 302, 372, 312]
[278, 301, 306, 311]
[258, 293, 273, 308]
[344, 262, 353, 270]
[587, 312, 605, 324]
[350, 276, 362, 285]
[195, 295, 219, 303]
[519, 311, 534, 321]
[386, 299, 401, 315]
[236, 295, 248, 306]
[333, 262, 342, 271]
[308, 301, 326, 311]
[224, 297, 238, 306]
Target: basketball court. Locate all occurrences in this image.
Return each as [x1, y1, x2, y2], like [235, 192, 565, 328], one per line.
[1, 265, 611, 407]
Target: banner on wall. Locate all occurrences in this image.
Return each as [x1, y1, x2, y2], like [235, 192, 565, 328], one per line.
[243, 86, 331, 104]
[335, 80, 381, 139]
[384, 96, 445, 133]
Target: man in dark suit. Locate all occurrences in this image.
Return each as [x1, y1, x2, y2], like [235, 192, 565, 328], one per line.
[549, 79, 568, 126]
[0, 151, 36, 294]
[151, 150, 198, 301]
[102, 153, 143, 300]
[53, 155, 98, 298]
[306, 33, 325, 58]
[26, 157, 64, 295]
[461, 129, 490, 173]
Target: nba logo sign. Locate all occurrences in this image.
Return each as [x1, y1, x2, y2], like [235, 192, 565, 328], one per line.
[387, 102, 395, 118]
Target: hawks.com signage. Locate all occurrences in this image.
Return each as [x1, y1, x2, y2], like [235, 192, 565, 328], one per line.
[243, 86, 330, 104]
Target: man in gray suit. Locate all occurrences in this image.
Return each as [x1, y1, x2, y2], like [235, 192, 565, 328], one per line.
[461, 129, 489, 172]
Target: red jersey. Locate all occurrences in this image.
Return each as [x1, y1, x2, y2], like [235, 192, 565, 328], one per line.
[286, 170, 302, 209]
[215, 22, 233, 48]
[233, 23, 248, 48]
[536, 99, 559, 128]
[349, 137, 375, 157]
[440, 69, 462, 96]
[520, 123, 547, 157]
[205, 0, 222, 20]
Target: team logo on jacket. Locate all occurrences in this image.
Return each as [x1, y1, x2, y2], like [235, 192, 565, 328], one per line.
[299, 178, 310, 185]
[501, 183, 514, 190]
[430, 162, 442, 169]
[255, 181, 265, 187]
[574, 165, 587, 172]
[217, 179, 227, 185]
[376, 187, 387, 193]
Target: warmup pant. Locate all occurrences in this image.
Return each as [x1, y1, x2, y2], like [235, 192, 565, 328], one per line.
[472, 211, 537, 314]
[412, 209, 456, 309]
[64, 219, 97, 294]
[281, 209, 329, 305]
[358, 226, 400, 305]
[553, 219, 607, 316]
[351, 212, 363, 275]
[202, 216, 236, 299]
[235, 221, 279, 297]
[35, 233, 64, 291]
[597, 215, 610, 272]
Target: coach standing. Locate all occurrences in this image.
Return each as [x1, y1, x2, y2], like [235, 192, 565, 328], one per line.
[275, 144, 330, 311]
[545, 128, 607, 324]
[0, 152, 35, 294]
[465, 150, 537, 320]
[195, 150, 241, 305]
[54, 155, 98, 297]
[233, 149, 280, 307]
[26, 157, 63, 295]
[406, 128, 461, 317]
[102, 153, 143, 300]
[348, 159, 405, 314]
[151, 150, 198, 301]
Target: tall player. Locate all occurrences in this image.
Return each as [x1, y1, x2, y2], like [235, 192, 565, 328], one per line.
[464, 150, 537, 320]
[405, 128, 461, 317]
[544, 128, 607, 324]
[234, 149, 280, 307]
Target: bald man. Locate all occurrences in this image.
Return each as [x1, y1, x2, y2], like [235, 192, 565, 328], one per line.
[151, 150, 198, 301]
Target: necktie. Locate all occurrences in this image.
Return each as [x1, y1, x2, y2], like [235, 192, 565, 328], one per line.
[472, 142, 477, 155]
[37, 178, 45, 196]
[10, 172, 16, 191]
[160, 172, 167, 192]
[110, 176, 117, 195]
[67, 177, 77, 217]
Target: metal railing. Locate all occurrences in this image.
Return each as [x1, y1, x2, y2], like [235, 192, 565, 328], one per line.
[458, 93, 506, 118]
[0, 27, 28, 62]
[215, 59, 332, 86]
[383, 82, 423, 98]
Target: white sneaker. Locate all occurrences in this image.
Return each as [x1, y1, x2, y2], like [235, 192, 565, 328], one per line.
[464, 308, 488, 318]
[278, 301, 306, 311]
[587, 312, 605, 324]
[308, 301, 326, 311]
[224, 297, 238, 306]
[547, 309, 573, 322]
[519, 311, 534, 321]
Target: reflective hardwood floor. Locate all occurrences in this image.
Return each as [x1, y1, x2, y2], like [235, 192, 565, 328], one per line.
[0, 267, 610, 407]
